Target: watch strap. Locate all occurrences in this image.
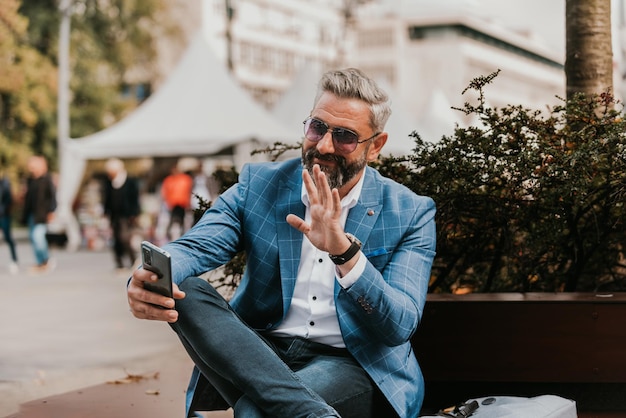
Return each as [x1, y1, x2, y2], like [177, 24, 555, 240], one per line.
[329, 234, 361, 265]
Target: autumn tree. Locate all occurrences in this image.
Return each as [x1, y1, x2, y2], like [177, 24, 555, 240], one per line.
[17, 0, 180, 168]
[0, 0, 57, 181]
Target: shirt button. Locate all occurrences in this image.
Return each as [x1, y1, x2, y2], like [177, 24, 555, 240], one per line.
[309, 321, 315, 326]
[318, 258, 323, 263]
[312, 296, 317, 301]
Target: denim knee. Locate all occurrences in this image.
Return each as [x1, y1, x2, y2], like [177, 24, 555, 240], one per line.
[177, 277, 230, 309]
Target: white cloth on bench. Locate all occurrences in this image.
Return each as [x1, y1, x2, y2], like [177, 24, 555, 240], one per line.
[421, 394, 577, 417]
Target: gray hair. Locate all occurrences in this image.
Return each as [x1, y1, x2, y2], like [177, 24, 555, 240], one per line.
[313, 68, 391, 132]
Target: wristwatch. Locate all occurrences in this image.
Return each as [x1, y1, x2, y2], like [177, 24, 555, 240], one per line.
[329, 233, 362, 265]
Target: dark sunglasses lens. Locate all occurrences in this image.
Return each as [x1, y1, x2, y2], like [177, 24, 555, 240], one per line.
[304, 118, 359, 152]
[305, 118, 327, 141]
[332, 128, 358, 145]
[332, 128, 358, 152]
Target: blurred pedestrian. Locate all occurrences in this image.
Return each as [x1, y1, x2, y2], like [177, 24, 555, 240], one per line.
[161, 161, 193, 241]
[0, 171, 18, 274]
[103, 158, 140, 271]
[22, 156, 56, 273]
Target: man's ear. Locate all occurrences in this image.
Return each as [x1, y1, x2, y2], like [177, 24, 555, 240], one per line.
[367, 132, 388, 162]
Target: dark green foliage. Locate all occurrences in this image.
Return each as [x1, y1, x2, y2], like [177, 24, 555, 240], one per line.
[387, 71, 626, 293]
[201, 71, 626, 294]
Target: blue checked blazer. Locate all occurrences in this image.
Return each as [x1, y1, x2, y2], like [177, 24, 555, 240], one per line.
[164, 158, 436, 418]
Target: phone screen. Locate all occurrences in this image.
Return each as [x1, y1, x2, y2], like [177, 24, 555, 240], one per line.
[141, 241, 173, 299]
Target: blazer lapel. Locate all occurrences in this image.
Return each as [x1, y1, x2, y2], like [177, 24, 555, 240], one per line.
[336, 168, 382, 296]
[275, 167, 304, 314]
[345, 167, 382, 243]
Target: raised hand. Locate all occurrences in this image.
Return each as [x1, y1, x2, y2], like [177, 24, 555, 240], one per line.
[286, 164, 351, 256]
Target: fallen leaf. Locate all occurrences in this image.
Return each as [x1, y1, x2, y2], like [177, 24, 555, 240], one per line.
[107, 371, 160, 385]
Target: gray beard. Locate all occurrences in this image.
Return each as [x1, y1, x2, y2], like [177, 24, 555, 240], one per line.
[302, 148, 367, 190]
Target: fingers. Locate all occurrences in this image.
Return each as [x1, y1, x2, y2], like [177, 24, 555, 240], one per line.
[331, 188, 341, 217]
[172, 283, 186, 300]
[286, 213, 309, 234]
[128, 269, 179, 323]
[129, 297, 179, 323]
[131, 267, 154, 286]
[313, 165, 332, 206]
[309, 165, 342, 219]
[304, 165, 334, 206]
[302, 167, 318, 203]
[293, 165, 344, 252]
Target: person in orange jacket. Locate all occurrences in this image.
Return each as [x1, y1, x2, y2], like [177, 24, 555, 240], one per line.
[161, 161, 193, 241]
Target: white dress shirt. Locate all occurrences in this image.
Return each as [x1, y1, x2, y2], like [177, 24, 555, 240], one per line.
[270, 173, 368, 347]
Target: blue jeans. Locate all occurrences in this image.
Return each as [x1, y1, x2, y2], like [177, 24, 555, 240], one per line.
[28, 215, 49, 266]
[0, 215, 17, 262]
[171, 277, 381, 418]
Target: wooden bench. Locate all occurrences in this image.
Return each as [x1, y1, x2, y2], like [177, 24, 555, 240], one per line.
[411, 292, 626, 415]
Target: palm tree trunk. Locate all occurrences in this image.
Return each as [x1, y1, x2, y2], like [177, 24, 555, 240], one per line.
[565, 0, 613, 100]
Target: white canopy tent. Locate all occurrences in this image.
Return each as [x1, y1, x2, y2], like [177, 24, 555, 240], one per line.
[271, 66, 427, 157]
[57, 32, 295, 249]
[416, 89, 461, 141]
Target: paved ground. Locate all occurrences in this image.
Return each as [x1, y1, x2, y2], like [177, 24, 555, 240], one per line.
[0, 231, 233, 417]
[2, 231, 621, 418]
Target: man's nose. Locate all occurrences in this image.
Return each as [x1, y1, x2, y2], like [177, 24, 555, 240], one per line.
[316, 131, 335, 154]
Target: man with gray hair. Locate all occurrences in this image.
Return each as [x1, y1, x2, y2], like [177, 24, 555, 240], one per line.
[128, 68, 436, 417]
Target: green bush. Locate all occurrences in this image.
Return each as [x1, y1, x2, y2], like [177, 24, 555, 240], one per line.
[382, 71, 626, 293]
[202, 71, 626, 293]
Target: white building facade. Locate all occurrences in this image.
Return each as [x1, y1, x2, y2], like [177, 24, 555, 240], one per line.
[157, 0, 567, 139]
[351, 2, 565, 138]
[200, 0, 352, 108]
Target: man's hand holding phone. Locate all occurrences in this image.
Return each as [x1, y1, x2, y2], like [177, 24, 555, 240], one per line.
[127, 241, 185, 323]
[128, 269, 185, 323]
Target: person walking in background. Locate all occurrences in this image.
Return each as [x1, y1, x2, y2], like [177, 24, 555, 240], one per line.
[103, 158, 140, 271]
[22, 155, 56, 273]
[0, 171, 18, 274]
[160, 161, 193, 241]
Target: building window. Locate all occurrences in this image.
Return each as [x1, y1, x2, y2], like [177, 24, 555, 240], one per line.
[408, 24, 563, 69]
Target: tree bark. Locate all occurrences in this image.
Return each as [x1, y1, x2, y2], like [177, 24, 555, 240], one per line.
[565, 0, 613, 100]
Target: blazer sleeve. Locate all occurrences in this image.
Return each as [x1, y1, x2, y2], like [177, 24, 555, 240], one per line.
[162, 165, 249, 286]
[337, 193, 436, 347]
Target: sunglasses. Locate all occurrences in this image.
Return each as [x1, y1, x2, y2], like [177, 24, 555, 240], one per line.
[302, 117, 380, 153]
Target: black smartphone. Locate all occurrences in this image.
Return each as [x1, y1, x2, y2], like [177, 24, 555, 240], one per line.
[141, 241, 173, 300]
